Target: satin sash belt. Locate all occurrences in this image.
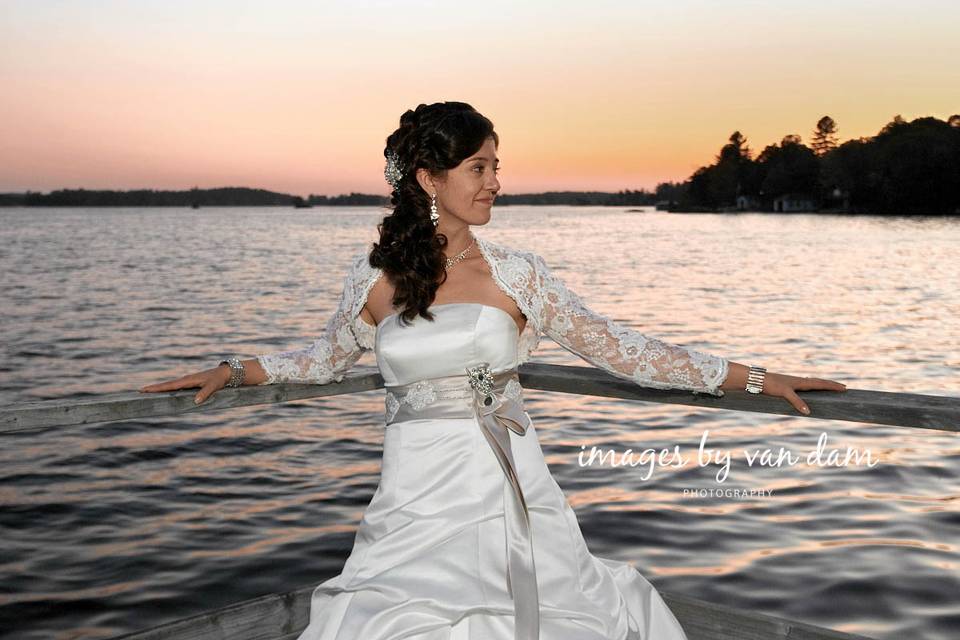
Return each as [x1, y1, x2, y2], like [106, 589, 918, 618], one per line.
[385, 362, 539, 640]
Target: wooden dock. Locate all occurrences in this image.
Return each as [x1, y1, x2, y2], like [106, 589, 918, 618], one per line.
[4, 362, 957, 639]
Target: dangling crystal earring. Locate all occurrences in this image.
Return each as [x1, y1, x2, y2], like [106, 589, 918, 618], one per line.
[430, 193, 440, 227]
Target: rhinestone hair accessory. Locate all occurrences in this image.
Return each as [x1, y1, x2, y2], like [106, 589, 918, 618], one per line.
[384, 148, 406, 190]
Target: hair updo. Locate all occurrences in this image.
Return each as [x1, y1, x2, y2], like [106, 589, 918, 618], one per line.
[369, 101, 498, 326]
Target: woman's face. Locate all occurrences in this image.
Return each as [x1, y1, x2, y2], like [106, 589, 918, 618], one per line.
[418, 136, 500, 228]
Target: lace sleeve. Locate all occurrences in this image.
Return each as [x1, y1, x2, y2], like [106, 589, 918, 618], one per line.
[531, 253, 729, 397]
[254, 255, 367, 385]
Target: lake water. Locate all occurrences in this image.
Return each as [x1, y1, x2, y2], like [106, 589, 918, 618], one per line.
[1, 206, 958, 640]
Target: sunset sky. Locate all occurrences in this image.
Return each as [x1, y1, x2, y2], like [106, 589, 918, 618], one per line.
[1, 0, 957, 196]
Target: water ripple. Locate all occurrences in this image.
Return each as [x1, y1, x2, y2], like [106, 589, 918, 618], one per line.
[1, 206, 958, 640]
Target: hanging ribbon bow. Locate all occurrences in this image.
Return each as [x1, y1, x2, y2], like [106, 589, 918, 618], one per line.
[466, 362, 540, 640]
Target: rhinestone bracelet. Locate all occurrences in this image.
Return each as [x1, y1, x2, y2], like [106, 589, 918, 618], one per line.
[219, 357, 246, 388]
[745, 365, 766, 394]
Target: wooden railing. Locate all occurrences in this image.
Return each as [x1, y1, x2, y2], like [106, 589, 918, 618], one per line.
[3, 363, 957, 640]
[3, 362, 958, 434]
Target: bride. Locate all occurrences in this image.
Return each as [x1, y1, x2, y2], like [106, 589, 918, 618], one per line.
[141, 101, 847, 639]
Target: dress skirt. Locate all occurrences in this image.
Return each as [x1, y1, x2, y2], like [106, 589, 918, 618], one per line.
[293, 416, 689, 640]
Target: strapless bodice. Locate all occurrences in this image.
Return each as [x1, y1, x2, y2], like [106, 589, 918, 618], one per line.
[374, 303, 519, 386]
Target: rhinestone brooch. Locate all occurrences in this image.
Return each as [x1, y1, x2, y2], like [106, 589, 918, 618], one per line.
[466, 362, 495, 397]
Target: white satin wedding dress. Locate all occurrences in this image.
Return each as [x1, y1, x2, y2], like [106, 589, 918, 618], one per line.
[292, 302, 691, 640]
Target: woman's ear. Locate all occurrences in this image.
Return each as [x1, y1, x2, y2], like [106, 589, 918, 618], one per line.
[416, 167, 446, 196]
[415, 167, 434, 195]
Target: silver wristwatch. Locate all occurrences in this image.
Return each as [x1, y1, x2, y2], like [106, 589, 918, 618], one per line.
[745, 365, 766, 394]
[219, 357, 246, 388]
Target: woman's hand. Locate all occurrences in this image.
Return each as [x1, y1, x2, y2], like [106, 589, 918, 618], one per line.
[139, 365, 231, 405]
[762, 372, 847, 415]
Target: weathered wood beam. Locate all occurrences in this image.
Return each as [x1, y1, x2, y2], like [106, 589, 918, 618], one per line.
[2, 363, 956, 435]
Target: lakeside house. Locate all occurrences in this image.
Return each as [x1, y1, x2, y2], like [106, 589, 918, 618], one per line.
[736, 195, 761, 211]
[773, 193, 817, 212]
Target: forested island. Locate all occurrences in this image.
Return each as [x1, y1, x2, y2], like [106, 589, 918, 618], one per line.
[669, 113, 960, 215]
[2, 114, 957, 214]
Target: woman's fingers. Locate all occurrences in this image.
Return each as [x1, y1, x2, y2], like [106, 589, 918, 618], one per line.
[782, 387, 811, 415]
[194, 379, 222, 405]
[140, 371, 211, 393]
[765, 372, 848, 416]
[139, 368, 227, 405]
[771, 374, 848, 416]
[139, 374, 203, 393]
[796, 376, 847, 392]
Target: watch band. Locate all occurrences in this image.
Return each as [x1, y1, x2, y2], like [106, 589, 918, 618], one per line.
[745, 365, 766, 394]
[219, 357, 245, 388]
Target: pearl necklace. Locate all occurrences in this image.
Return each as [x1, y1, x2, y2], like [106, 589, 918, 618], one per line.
[445, 236, 476, 269]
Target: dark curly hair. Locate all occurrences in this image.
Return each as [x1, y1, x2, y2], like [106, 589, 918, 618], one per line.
[369, 101, 498, 326]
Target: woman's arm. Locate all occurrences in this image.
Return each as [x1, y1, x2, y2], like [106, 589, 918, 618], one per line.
[531, 253, 846, 414]
[532, 252, 729, 396]
[718, 361, 846, 414]
[229, 357, 269, 386]
[253, 258, 366, 385]
[140, 254, 367, 404]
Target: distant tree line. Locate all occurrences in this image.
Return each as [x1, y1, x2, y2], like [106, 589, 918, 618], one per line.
[480, 190, 655, 206]
[306, 192, 391, 206]
[4, 113, 957, 213]
[1, 187, 301, 207]
[667, 114, 960, 214]
[0, 187, 658, 207]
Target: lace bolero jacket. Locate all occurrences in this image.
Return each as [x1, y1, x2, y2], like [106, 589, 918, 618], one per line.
[255, 234, 730, 397]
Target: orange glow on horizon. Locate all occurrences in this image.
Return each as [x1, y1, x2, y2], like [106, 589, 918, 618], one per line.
[1, 1, 957, 195]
